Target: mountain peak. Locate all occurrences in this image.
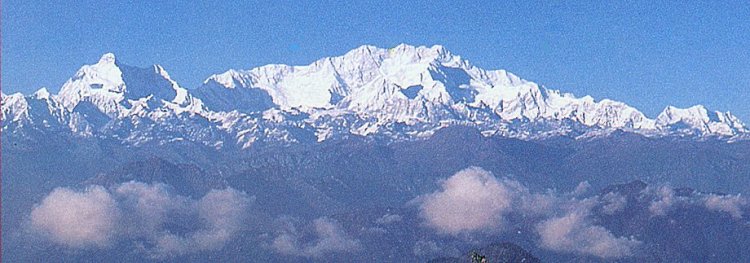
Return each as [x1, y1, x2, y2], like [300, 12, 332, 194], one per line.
[428, 44, 448, 54]
[392, 43, 415, 51]
[153, 64, 173, 80]
[348, 44, 378, 54]
[660, 105, 709, 118]
[5, 45, 747, 144]
[54, 53, 194, 116]
[386, 44, 454, 59]
[33, 87, 51, 99]
[98, 53, 117, 64]
[656, 104, 746, 135]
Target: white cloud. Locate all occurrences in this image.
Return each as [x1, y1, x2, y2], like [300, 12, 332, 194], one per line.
[648, 186, 675, 216]
[30, 182, 252, 258]
[418, 167, 643, 259]
[704, 194, 747, 219]
[272, 231, 300, 255]
[572, 181, 591, 196]
[517, 191, 559, 217]
[419, 167, 514, 234]
[272, 217, 361, 258]
[304, 218, 361, 257]
[412, 240, 441, 257]
[645, 185, 749, 219]
[536, 203, 640, 259]
[30, 186, 119, 248]
[375, 213, 402, 225]
[194, 188, 252, 249]
[148, 187, 252, 257]
[601, 192, 627, 215]
[115, 182, 189, 238]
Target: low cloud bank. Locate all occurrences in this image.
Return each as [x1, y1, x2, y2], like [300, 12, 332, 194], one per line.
[417, 167, 640, 259]
[420, 167, 514, 234]
[704, 194, 747, 219]
[30, 181, 252, 258]
[641, 185, 748, 219]
[31, 186, 119, 248]
[418, 167, 750, 259]
[536, 201, 640, 258]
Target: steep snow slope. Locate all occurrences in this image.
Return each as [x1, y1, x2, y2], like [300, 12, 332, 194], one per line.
[57, 53, 203, 117]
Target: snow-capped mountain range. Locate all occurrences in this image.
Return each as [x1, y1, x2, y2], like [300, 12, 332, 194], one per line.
[2, 44, 747, 148]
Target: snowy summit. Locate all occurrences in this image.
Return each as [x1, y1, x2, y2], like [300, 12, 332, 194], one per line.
[2, 44, 747, 148]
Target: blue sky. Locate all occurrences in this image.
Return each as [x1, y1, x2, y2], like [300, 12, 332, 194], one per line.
[3, 0, 749, 120]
